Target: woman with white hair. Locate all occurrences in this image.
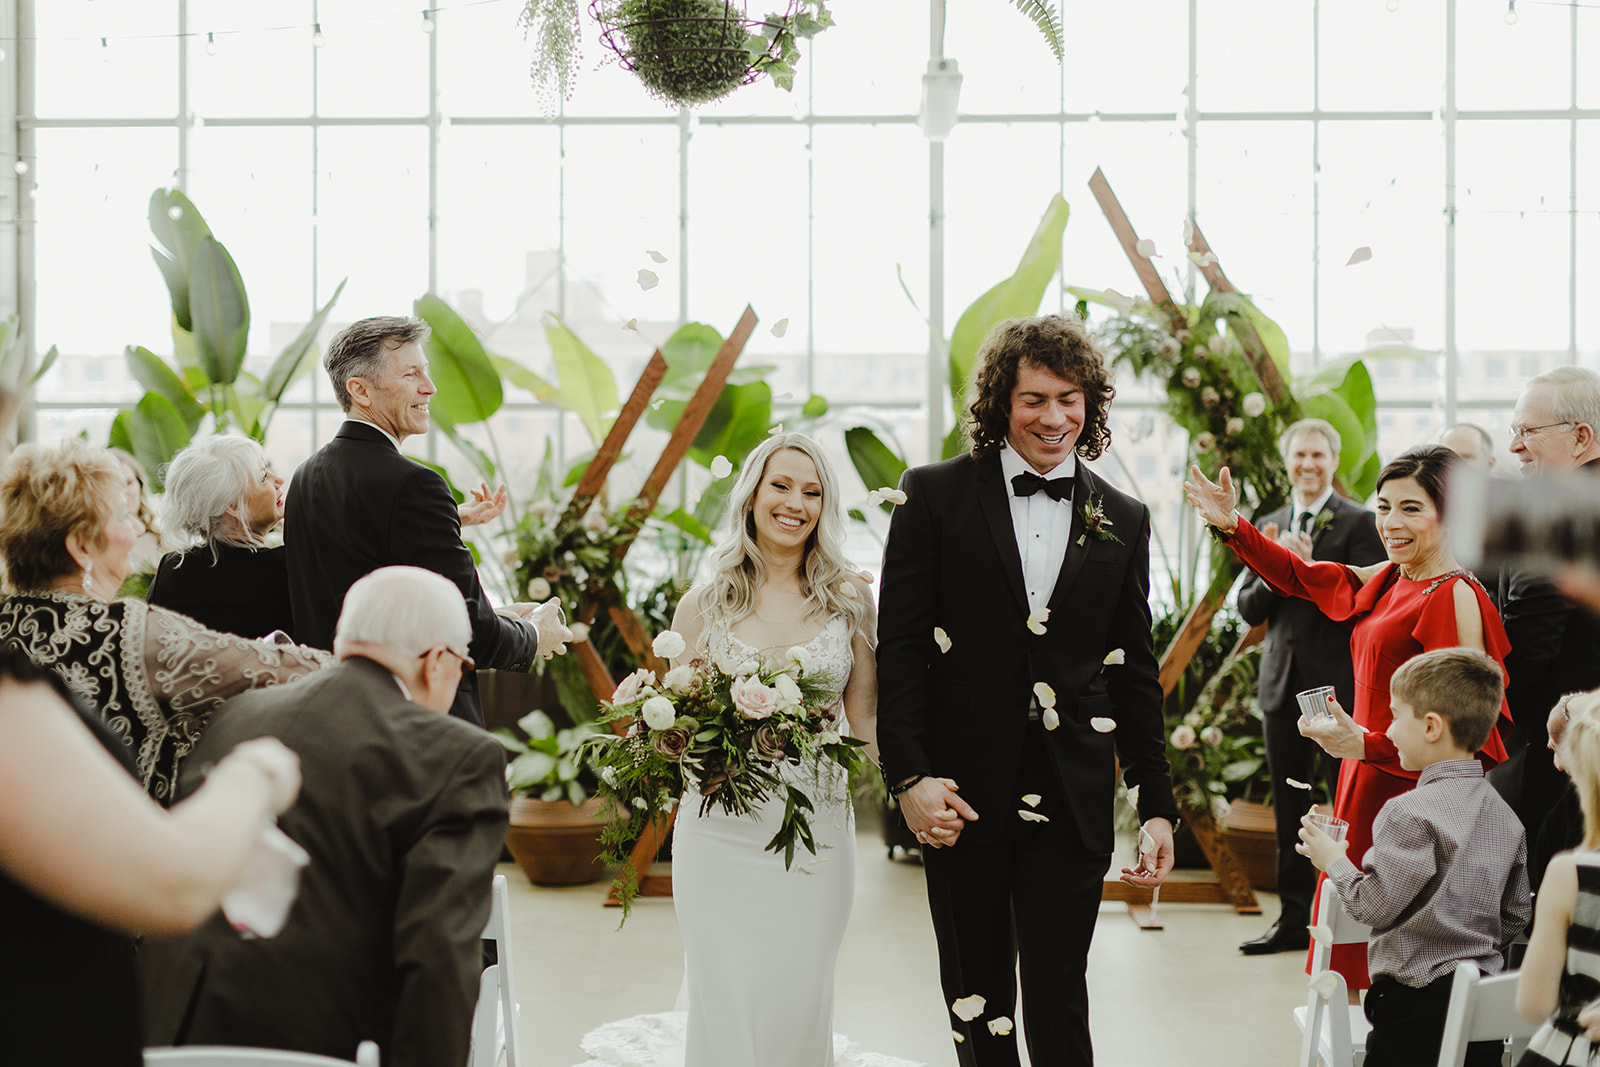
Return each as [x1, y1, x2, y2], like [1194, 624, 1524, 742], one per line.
[147, 435, 292, 640]
[580, 433, 910, 1067]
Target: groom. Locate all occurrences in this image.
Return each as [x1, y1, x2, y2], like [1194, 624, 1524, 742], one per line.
[877, 314, 1178, 1067]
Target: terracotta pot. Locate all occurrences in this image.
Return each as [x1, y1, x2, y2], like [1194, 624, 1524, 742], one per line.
[504, 796, 610, 886]
[1222, 797, 1279, 891]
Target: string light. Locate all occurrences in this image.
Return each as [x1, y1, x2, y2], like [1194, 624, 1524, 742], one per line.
[1505, 0, 1518, 23]
[13, 159, 27, 175]
[205, 32, 217, 56]
[420, 9, 435, 33]
[312, 22, 326, 47]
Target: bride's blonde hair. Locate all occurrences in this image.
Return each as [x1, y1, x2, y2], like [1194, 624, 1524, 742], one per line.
[700, 432, 865, 634]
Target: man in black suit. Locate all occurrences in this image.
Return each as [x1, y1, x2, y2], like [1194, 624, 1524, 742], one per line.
[1490, 366, 1600, 887]
[140, 566, 510, 1067]
[285, 315, 568, 727]
[1235, 418, 1383, 955]
[877, 315, 1177, 1067]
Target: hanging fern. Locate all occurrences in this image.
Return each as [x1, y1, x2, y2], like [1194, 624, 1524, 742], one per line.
[1008, 0, 1063, 63]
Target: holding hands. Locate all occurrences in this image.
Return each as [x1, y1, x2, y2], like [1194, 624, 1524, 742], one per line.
[1181, 464, 1241, 534]
[899, 777, 979, 849]
[1297, 693, 1367, 760]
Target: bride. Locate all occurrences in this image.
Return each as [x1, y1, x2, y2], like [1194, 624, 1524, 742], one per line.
[577, 432, 914, 1067]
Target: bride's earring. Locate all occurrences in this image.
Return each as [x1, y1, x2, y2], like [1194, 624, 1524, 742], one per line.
[80, 559, 95, 596]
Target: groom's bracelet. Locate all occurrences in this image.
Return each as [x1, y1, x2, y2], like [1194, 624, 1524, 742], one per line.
[889, 773, 928, 798]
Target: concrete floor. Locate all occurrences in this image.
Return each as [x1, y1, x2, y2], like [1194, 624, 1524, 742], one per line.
[503, 811, 1312, 1067]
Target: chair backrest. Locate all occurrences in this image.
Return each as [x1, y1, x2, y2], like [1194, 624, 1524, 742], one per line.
[1310, 882, 1373, 974]
[469, 874, 519, 1067]
[1298, 968, 1356, 1067]
[1437, 961, 1537, 1067]
[146, 1042, 379, 1067]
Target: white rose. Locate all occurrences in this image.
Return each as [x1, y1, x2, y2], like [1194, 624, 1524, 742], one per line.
[738, 657, 761, 676]
[1171, 724, 1197, 749]
[1181, 367, 1202, 388]
[1226, 416, 1245, 437]
[652, 630, 687, 660]
[1241, 392, 1267, 417]
[1209, 333, 1230, 356]
[526, 576, 552, 600]
[582, 509, 607, 533]
[663, 664, 696, 693]
[818, 728, 841, 745]
[774, 673, 803, 709]
[1193, 432, 1216, 454]
[788, 645, 815, 674]
[1201, 725, 1224, 747]
[641, 695, 677, 731]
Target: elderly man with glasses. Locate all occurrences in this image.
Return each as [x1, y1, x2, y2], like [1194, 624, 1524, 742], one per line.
[1489, 366, 1600, 889]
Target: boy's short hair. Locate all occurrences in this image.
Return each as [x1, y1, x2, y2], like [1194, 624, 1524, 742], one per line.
[1390, 647, 1504, 751]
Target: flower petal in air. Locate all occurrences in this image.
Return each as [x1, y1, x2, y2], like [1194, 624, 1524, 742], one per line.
[709, 455, 733, 479]
[933, 627, 952, 654]
[647, 249, 668, 263]
[1018, 809, 1049, 823]
[1032, 682, 1057, 708]
[771, 318, 789, 338]
[951, 995, 986, 1022]
[1138, 825, 1156, 857]
[649, 397, 665, 409]
[1182, 217, 1195, 246]
[768, 424, 784, 435]
[1135, 238, 1158, 258]
[1308, 924, 1333, 946]
[952, 1031, 965, 1044]
[623, 318, 639, 332]
[1026, 606, 1050, 635]
[1090, 717, 1117, 733]
[876, 487, 907, 505]
[1308, 971, 1341, 999]
[1126, 785, 1141, 810]
[540, 311, 559, 328]
[1345, 246, 1372, 266]
[987, 1017, 1015, 1037]
[866, 490, 883, 507]
[1103, 648, 1125, 666]
[1187, 250, 1218, 267]
[1021, 793, 1042, 808]
[1042, 708, 1060, 731]
[636, 269, 659, 291]
[1102, 288, 1136, 313]
[838, 581, 859, 599]
[1285, 777, 1314, 791]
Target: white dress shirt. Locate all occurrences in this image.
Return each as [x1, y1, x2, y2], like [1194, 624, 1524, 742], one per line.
[344, 416, 401, 452]
[1290, 486, 1334, 536]
[999, 443, 1076, 618]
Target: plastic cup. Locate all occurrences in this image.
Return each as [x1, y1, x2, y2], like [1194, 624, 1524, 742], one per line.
[1308, 813, 1348, 842]
[1296, 686, 1337, 722]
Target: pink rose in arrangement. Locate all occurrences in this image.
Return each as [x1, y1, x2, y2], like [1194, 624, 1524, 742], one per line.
[612, 668, 656, 705]
[731, 675, 780, 720]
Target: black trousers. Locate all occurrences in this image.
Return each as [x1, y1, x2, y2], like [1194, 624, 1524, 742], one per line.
[1264, 703, 1340, 924]
[921, 721, 1112, 1067]
[1364, 974, 1501, 1067]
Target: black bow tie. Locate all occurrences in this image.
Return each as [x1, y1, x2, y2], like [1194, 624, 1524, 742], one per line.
[1011, 471, 1073, 502]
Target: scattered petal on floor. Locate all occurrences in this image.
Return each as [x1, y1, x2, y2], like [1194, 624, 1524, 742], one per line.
[647, 249, 668, 263]
[650, 398, 665, 409]
[637, 269, 659, 290]
[1345, 246, 1372, 266]
[1021, 793, 1041, 808]
[987, 1017, 1014, 1036]
[951, 995, 986, 1022]
[771, 318, 789, 338]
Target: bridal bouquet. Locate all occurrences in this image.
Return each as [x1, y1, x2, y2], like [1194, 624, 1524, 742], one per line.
[585, 629, 869, 913]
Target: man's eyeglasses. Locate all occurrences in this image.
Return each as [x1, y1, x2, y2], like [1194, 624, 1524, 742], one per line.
[1509, 421, 1574, 443]
[421, 646, 475, 675]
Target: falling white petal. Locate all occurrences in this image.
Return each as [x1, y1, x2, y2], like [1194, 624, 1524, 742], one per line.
[951, 995, 986, 1022]
[987, 1017, 1015, 1036]
[952, 1031, 965, 1044]
[1285, 777, 1314, 791]
[1090, 717, 1117, 733]
[776, 391, 794, 400]
[540, 311, 559, 328]
[877, 487, 907, 505]
[637, 269, 660, 291]
[623, 318, 638, 331]
[1182, 217, 1195, 246]
[1102, 288, 1136, 313]
[646, 249, 668, 263]
[1018, 810, 1049, 823]
[1345, 246, 1373, 266]
[1308, 972, 1341, 998]
[1187, 250, 1218, 267]
[1126, 785, 1141, 810]
[1032, 682, 1057, 708]
[1139, 826, 1157, 856]
[771, 318, 789, 338]
[1135, 238, 1158, 258]
[1021, 793, 1042, 808]
[709, 455, 733, 479]
[650, 398, 665, 410]
[1308, 924, 1333, 946]
[838, 581, 859, 599]
[866, 490, 884, 507]
[1026, 606, 1051, 635]
[1103, 648, 1125, 665]
[1042, 708, 1060, 731]
[933, 627, 952, 654]
[768, 424, 784, 435]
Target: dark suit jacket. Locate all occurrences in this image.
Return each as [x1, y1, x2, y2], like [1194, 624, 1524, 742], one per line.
[148, 543, 295, 642]
[284, 421, 538, 726]
[876, 451, 1178, 852]
[1236, 495, 1385, 714]
[139, 657, 509, 1067]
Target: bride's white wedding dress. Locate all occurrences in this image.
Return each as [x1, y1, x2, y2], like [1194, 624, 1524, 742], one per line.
[575, 616, 920, 1067]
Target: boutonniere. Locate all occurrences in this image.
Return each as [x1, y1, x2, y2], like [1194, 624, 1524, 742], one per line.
[1311, 510, 1335, 539]
[1077, 494, 1124, 548]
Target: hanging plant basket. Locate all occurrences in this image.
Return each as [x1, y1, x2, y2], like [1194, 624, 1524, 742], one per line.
[590, 0, 830, 108]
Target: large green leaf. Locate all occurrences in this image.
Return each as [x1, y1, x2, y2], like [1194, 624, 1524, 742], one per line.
[224, 378, 267, 438]
[845, 426, 908, 511]
[414, 292, 504, 429]
[1232, 292, 1290, 374]
[124, 346, 204, 432]
[123, 393, 193, 491]
[439, 427, 497, 487]
[188, 237, 250, 385]
[491, 354, 562, 404]
[685, 381, 773, 470]
[659, 506, 714, 545]
[947, 195, 1070, 416]
[262, 278, 346, 407]
[547, 314, 617, 445]
[1298, 389, 1364, 486]
[27, 346, 58, 388]
[148, 188, 214, 333]
[658, 323, 727, 390]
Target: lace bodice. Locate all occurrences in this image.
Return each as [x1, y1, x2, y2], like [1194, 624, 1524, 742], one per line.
[0, 591, 332, 803]
[704, 613, 854, 712]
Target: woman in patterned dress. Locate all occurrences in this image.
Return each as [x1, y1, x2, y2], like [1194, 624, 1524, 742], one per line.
[1519, 689, 1600, 1065]
[0, 439, 330, 803]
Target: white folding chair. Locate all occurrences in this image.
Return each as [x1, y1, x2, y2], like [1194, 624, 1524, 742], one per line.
[468, 874, 520, 1067]
[1436, 961, 1537, 1067]
[145, 1042, 379, 1066]
[1294, 886, 1373, 1067]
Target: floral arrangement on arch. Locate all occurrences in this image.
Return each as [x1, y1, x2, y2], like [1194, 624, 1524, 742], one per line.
[1162, 623, 1268, 819]
[584, 629, 870, 916]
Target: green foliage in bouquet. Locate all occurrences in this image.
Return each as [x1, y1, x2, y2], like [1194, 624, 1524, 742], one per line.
[585, 635, 868, 917]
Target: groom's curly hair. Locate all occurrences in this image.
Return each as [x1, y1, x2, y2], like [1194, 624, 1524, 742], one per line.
[964, 314, 1115, 461]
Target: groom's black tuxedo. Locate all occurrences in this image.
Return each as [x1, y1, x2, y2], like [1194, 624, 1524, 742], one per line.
[877, 449, 1177, 1067]
[285, 421, 538, 727]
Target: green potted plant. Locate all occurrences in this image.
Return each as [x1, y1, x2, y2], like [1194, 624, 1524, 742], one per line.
[493, 709, 613, 885]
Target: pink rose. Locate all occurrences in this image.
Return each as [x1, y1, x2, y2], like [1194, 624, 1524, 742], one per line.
[730, 675, 779, 720]
[611, 668, 656, 705]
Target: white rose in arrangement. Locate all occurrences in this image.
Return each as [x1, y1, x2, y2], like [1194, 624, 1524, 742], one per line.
[818, 729, 841, 745]
[1200, 725, 1225, 747]
[1193, 432, 1216, 454]
[527, 500, 555, 520]
[1171, 724, 1197, 749]
[774, 673, 804, 710]
[788, 645, 815, 674]
[611, 668, 656, 704]
[652, 630, 688, 660]
[1225, 416, 1245, 437]
[526, 576, 552, 600]
[1241, 392, 1267, 417]
[738, 657, 762, 676]
[582, 509, 607, 533]
[662, 664, 696, 694]
[1181, 367, 1202, 388]
[641, 695, 677, 731]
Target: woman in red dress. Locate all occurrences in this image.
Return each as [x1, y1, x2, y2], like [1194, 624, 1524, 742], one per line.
[1185, 446, 1511, 987]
